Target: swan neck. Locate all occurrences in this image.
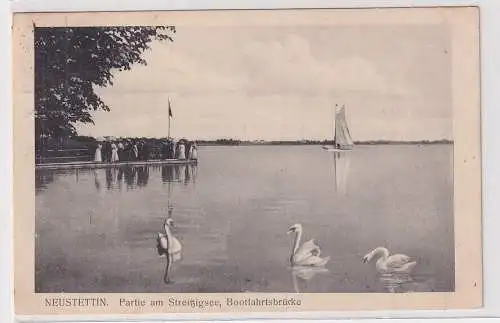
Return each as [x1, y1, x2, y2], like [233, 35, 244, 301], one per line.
[292, 229, 302, 255]
[164, 224, 173, 237]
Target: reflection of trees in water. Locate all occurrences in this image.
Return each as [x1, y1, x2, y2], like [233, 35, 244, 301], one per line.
[35, 171, 55, 193]
[96, 164, 197, 191]
[37, 164, 198, 194]
[36, 169, 98, 193]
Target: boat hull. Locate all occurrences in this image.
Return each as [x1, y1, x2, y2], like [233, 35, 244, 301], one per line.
[321, 146, 353, 152]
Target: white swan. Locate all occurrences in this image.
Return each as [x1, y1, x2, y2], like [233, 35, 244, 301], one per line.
[156, 218, 182, 260]
[287, 223, 330, 267]
[156, 218, 182, 284]
[362, 247, 417, 274]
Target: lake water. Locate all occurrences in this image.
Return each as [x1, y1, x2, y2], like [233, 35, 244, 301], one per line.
[35, 145, 454, 293]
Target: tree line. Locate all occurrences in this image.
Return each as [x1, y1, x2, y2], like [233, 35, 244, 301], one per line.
[35, 26, 176, 149]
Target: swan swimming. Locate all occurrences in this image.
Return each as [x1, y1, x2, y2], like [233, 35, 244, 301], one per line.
[362, 247, 417, 273]
[287, 223, 330, 267]
[156, 218, 182, 258]
[156, 218, 182, 284]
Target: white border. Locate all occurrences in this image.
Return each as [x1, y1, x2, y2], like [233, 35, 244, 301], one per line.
[4, 0, 500, 322]
[2, 1, 13, 323]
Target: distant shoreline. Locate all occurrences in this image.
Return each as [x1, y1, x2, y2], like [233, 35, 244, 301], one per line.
[195, 140, 453, 146]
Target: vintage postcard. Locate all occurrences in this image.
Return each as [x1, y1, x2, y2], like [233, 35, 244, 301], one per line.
[12, 7, 482, 316]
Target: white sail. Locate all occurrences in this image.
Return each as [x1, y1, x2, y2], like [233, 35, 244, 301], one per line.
[334, 105, 354, 148]
[322, 104, 354, 152]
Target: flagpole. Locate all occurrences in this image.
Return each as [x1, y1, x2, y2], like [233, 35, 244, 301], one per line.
[168, 97, 171, 139]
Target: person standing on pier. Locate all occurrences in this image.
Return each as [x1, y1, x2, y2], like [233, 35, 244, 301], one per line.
[124, 140, 132, 161]
[94, 143, 102, 162]
[101, 141, 109, 163]
[167, 139, 174, 159]
[172, 139, 178, 159]
[132, 142, 139, 161]
[178, 142, 186, 160]
[111, 142, 119, 163]
[189, 142, 198, 160]
[117, 141, 124, 160]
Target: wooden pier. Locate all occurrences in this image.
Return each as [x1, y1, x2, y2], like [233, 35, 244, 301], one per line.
[35, 159, 198, 170]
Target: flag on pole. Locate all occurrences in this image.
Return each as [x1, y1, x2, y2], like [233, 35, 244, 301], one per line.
[167, 97, 173, 139]
[168, 98, 173, 118]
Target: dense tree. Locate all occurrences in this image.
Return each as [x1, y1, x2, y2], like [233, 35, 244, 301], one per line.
[34, 26, 176, 146]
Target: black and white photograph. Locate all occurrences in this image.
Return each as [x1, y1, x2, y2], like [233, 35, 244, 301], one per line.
[12, 7, 482, 314]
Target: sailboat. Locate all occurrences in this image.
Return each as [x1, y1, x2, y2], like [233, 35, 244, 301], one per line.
[322, 104, 354, 152]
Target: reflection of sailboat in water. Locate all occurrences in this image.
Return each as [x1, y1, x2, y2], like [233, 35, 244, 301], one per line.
[332, 152, 351, 194]
[322, 104, 354, 152]
[291, 266, 329, 293]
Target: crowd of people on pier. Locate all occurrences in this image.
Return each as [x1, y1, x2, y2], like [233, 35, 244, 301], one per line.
[93, 138, 198, 163]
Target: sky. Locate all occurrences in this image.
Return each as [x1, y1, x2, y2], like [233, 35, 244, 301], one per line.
[77, 24, 452, 141]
